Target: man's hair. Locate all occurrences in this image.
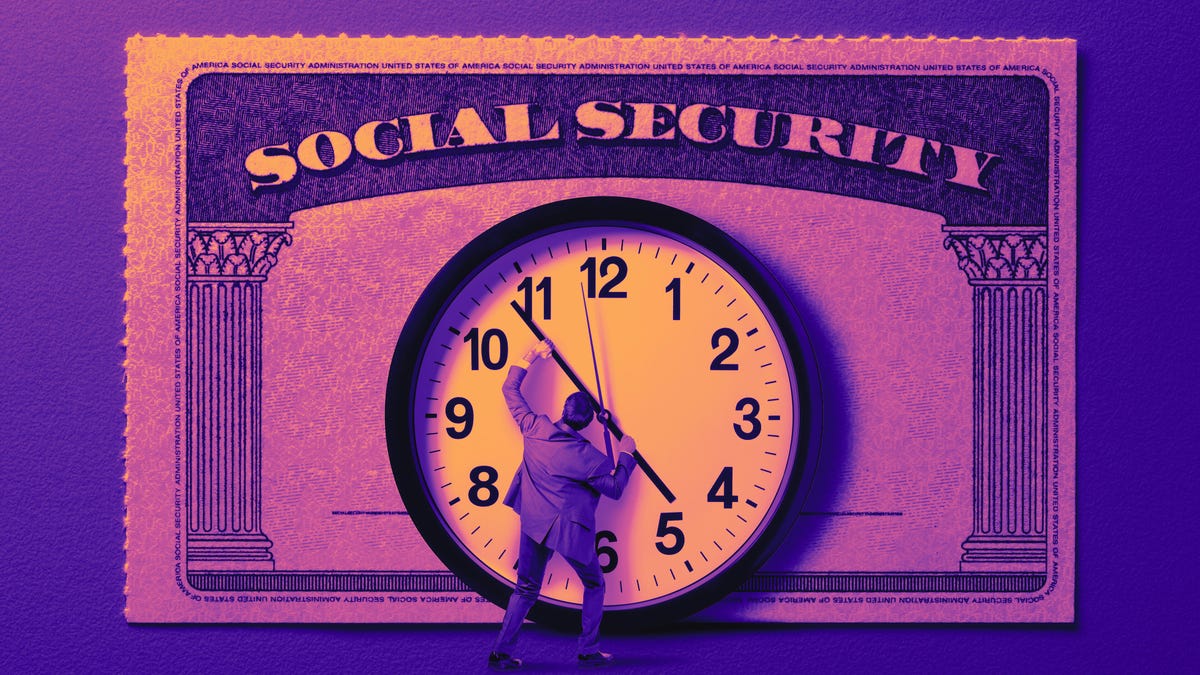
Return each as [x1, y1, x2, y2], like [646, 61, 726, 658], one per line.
[562, 392, 594, 431]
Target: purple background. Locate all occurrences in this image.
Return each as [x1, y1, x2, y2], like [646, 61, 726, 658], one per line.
[3, 1, 1195, 670]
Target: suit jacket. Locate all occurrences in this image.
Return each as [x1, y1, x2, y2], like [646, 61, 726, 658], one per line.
[501, 365, 637, 564]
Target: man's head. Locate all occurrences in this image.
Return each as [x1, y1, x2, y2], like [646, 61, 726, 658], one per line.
[562, 392, 594, 431]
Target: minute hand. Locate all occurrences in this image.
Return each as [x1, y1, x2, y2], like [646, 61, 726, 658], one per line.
[509, 300, 677, 504]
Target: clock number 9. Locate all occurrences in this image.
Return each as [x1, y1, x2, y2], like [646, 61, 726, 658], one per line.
[445, 397, 474, 439]
[596, 530, 619, 573]
[733, 397, 761, 440]
[581, 256, 628, 298]
[468, 465, 499, 507]
[655, 512, 685, 555]
[464, 327, 508, 370]
[710, 328, 740, 371]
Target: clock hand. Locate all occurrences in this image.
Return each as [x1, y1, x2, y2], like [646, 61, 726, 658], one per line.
[509, 300, 677, 504]
[580, 284, 615, 465]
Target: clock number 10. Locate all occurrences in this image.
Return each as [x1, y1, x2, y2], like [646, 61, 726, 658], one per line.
[464, 327, 508, 370]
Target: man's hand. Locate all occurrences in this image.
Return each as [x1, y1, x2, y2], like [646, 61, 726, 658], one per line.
[618, 435, 636, 455]
[519, 340, 554, 367]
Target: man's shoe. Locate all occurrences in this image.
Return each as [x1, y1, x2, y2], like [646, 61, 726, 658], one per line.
[577, 652, 614, 668]
[488, 652, 522, 671]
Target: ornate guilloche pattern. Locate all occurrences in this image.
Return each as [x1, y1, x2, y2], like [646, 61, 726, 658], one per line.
[123, 36, 1075, 623]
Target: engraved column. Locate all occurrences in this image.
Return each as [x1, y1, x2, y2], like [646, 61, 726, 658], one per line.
[186, 223, 293, 571]
[944, 227, 1048, 573]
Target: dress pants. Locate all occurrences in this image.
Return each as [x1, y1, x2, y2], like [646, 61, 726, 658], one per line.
[493, 531, 605, 656]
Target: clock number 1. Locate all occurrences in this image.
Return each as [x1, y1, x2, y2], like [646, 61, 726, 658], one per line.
[655, 512, 685, 555]
[665, 277, 681, 320]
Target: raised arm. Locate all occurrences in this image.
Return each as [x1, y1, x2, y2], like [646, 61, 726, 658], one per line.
[501, 340, 554, 436]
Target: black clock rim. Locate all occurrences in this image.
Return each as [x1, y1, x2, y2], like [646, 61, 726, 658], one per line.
[385, 196, 822, 630]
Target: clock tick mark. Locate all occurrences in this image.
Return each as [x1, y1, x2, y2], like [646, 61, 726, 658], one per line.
[685, 262, 695, 274]
[439, 344, 451, 350]
[737, 313, 748, 321]
[470, 297, 480, 306]
[483, 284, 494, 295]
[637, 242, 643, 254]
[512, 261, 522, 274]
[714, 284, 724, 294]
[425, 413, 437, 419]
[653, 575, 659, 587]
[768, 433, 780, 438]
[426, 396, 439, 401]
[470, 526, 479, 535]
[746, 499, 758, 508]
[484, 538, 492, 548]
[441, 482, 452, 489]
[726, 298, 736, 307]
[449, 497, 460, 506]
[684, 560, 694, 572]
[448, 327, 461, 335]
[754, 484, 766, 491]
[700, 551, 709, 562]
[428, 449, 440, 454]
[433, 465, 444, 472]
[425, 431, 438, 436]
[725, 528, 736, 537]
[566, 241, 571, 254]
[760, 362, 773, 368]
[601, 238, 607, 250]
[636, 579, 641, 592]
[458, 511, 469, 520]
[768, 415, 780, 421]
[670, 569, 676, 580]
[457, 311, 471, 321]
[620, 239, 625, 251]
[565, 578, 570, 590]
[500, 548, 507, 560]
[670, 253, 677, 265]
[765, 451, 778, 456]
[433, 361, 445, 367]
[547, 246, 554, 259]
[584, 239, 589, 252]
[530, 252, 537, 265]
[654, 246, 660, 259]
[714, 540, 724, 551]
[619, 581, 623, 592]
[737, 515, 748, 523]
[747, 328, 759, 337]
[498, 271, 506, 283]
[760, 468, 773, 474]
[764, 380, 777, 385]
[767, 397, 779, 402]
[754, 345, 766, 352]
[429, 378, 442, 384]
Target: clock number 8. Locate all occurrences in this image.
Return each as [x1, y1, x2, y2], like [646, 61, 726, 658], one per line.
[596, 530, 619, 573]
[468, 465, 499, 506]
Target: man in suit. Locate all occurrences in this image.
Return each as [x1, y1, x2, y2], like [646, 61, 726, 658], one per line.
[488, 339, 639, 670]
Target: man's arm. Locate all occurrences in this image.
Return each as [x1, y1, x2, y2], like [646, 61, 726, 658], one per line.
[588, 438, 639, 499]
[501, 340, 553, 436]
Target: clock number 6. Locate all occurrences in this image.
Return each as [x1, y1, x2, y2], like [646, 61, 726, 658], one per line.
[596, 530, 619, 573]
[655, 512, 685, 555]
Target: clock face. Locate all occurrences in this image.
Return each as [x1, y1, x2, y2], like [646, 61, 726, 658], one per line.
[387, 197, 820, 626]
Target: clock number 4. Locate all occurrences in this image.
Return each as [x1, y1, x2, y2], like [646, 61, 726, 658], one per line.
[706, 466, 740, 509]
[464, 327, 508, 370]
[581, 256, 628, 298]
[655, 512, 685, 555]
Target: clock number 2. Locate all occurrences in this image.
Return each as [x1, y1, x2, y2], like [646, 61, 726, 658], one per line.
[596, 530, 619, 573]
[655, 512, 685, 555]
[581, 256, 628, 298]
[710, 328, 740, 370]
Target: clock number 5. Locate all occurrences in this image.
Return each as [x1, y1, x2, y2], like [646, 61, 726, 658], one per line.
[655, 512, 685, 555]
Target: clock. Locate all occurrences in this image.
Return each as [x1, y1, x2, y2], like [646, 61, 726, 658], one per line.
[386, 196, 821, 627]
